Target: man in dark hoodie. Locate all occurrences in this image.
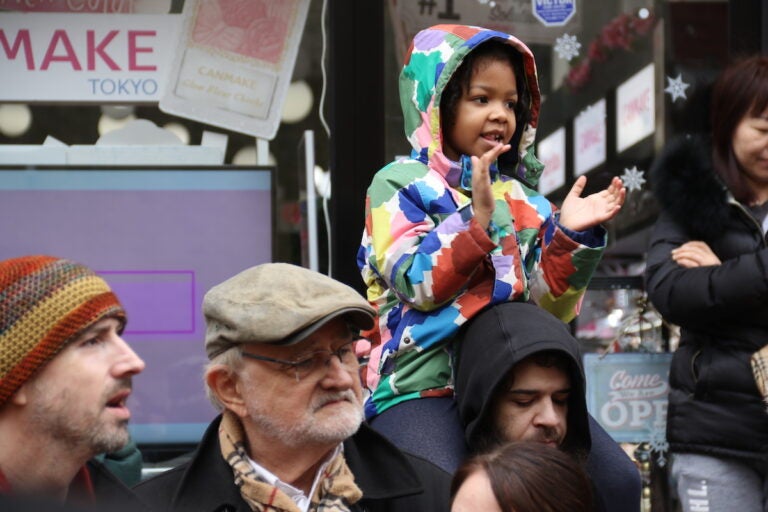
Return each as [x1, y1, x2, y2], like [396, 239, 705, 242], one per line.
[455, 301, 641, 512]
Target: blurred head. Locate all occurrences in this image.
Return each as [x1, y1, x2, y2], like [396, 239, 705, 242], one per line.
[202, 263, 375, 452]
[0, 255, 144, 455]
[451, 441, 593, 512]
[710, 55, 768, 204]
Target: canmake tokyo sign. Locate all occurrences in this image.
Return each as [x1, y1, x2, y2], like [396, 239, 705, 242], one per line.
[0, 13, 178, 101]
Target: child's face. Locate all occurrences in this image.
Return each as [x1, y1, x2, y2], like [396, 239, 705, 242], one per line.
[443, 58, 518, 161]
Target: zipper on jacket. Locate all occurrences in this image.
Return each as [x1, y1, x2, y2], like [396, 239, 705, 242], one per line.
[729, 197, 768, 246]
[690, 349, 701, 382]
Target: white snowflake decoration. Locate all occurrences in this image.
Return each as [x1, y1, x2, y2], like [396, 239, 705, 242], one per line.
[554, 33, 581, 62]
[621, 166, 646, 193]
[665, 74, 690, 102]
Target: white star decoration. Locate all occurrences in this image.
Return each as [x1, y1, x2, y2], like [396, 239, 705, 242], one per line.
[554, 33, 581, 62]
[621, 166, 646, 193]
[664, 74, 690, 102]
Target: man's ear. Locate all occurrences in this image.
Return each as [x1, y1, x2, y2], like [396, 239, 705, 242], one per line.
[205, 366, 248, 418]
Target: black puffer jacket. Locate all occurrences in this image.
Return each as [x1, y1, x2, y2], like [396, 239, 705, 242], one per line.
[645, 134, 768, 461]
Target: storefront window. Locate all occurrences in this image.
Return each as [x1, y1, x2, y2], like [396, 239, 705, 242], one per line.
[383, 0, 738, 272]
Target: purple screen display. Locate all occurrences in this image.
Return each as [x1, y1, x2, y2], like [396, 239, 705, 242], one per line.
[0, 168, 272, 444]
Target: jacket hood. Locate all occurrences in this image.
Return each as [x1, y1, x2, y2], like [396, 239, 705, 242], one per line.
[455, 302, 590, 455]
[650, 134, 730, 240]
[400, 24, 543, 187]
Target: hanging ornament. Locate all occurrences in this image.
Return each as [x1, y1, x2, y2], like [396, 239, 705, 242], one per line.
[649, 420, 670, 467]
[621, 166, 646, 193]
[554, 33, 581, 62]
[664, 74, 690, 102]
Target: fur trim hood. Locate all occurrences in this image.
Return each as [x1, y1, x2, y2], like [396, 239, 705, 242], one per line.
[650, 134, 730, 240]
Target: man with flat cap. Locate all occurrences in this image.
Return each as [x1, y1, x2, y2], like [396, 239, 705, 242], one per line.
[134, 263, 451, 512]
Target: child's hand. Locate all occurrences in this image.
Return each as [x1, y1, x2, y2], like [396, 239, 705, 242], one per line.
[471, 143, 510, 229]
[671, 241, 721, 267]
[558, 176, 626, 231]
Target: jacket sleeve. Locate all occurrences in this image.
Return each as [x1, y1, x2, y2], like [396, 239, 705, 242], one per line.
[645, 212, 768, 327]
[360, 165, 496, 311]
[528, 204, 607, 323]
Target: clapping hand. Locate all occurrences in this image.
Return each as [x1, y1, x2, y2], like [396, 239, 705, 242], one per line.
[471, 143, 511, 229]
[558, 176, 626, 232]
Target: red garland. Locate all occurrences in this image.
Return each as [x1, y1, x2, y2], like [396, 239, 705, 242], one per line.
[565, 12, 657, 91]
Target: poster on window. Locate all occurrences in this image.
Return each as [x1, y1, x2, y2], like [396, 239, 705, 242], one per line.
[573, 98, 606, 176]
[537, 126, 566, 195]
[616, 63, 655, 152]
[159, 0, 310, 140]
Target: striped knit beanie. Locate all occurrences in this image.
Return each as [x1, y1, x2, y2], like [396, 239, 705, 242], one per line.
[0, 255, 126, 407]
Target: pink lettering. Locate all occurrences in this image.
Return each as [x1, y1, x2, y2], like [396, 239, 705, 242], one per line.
[579, 127, 602, 152]
[128, 30, 155, 71]
[87, 30, 120, 70]
[622, 89, 651, 126]
[543, 154, 562, 171]
[40, 29, 81, 70]
[0, 29, 35, 70]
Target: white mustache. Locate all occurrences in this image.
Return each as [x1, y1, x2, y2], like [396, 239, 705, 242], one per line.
[312, 390, 359, 410]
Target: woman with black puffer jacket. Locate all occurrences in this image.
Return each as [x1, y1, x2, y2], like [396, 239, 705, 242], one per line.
[645, 55, 768, 512]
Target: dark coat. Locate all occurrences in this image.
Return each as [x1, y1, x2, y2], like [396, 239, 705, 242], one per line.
[133, 415, 451, 512]
[5, 460, 148, 512]
[87, 458, 149, 511]
[645, 134, 768, 461]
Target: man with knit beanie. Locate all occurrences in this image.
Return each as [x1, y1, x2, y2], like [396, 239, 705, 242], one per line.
[134, 263, 450, 511]
[0, 255, 147, 510]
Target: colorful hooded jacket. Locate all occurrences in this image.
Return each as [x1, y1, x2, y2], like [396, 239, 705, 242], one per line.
[357, 24, 607, 419]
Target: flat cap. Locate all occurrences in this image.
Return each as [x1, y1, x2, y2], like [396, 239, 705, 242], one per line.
[203, 263, 375, 359]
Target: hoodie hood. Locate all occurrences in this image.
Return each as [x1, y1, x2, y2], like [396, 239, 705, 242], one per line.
[400, 24, 544, 187]
[455, 302, 591, 455]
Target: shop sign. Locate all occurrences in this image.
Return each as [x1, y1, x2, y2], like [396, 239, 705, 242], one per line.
[584, 352, 672, 443]
[537, 126, 565, 195]
[617, 63, 655, 152]
[573, 98, 606, 176]
[0, 0, 169, 13]
[532, 0, 576, 27]
[159, 0, 310, 140]
[0, 13, 178, 102]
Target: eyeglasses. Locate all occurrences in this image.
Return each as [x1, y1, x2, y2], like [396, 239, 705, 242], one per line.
[240, 340, 359, 382]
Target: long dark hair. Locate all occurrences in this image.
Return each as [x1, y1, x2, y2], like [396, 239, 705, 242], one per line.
[439, 40, 531, 164]
[451, 441, 593, 512]
[710, 55, 768, 204]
